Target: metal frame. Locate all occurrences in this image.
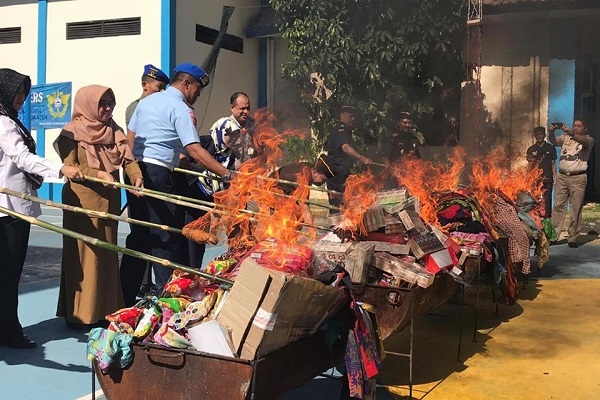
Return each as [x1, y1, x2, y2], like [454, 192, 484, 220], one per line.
[467, 0, 483, 25]
[383, 286, 415, 399]
[456, 252, 482, 362]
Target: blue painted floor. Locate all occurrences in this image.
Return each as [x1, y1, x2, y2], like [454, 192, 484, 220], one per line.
[1, 206, 598, 399]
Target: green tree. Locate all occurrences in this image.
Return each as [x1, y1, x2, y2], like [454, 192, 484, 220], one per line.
[271, 0, 465, 153]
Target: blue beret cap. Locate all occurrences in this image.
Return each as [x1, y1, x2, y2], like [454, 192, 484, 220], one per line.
[173, 63, 210, 88]
[143, 64, 169, 84]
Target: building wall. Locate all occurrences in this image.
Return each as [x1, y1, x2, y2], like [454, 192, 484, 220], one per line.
[471, 19, 551, 162]
[0, 0, 162, 163]
[175, 0, 261, 135]
[467, 9, 600, 197]
[0, 1, 38, 80]
[45, 0, 162, 160]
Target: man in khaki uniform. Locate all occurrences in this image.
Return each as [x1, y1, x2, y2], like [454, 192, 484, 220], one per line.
[548, 119, 594, 247]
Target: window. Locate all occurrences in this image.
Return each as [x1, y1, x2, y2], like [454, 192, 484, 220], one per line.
[0, 27, 21, 44]
[66, 17, 140, 40]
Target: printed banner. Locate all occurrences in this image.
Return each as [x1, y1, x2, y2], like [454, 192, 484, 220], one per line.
[29, 82, 72, 129]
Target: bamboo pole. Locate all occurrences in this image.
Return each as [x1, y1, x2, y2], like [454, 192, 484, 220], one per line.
[84, 175, 334, 232]
[0, 186, 181, 235]
[0, 204, 234, 286]
[174, 166, 344, 197]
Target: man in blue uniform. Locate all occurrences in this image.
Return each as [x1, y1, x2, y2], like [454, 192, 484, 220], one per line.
[120, 63, 232, 306]
[322, 105, 372, 210]
[125, 64, 170, 128]
[122, 64, 169, 300]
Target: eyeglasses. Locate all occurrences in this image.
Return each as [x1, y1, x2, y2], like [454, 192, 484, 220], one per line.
[99, 100, 116, 109]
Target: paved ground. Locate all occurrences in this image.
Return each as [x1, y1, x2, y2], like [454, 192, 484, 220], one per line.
[1, 206, 599, 399]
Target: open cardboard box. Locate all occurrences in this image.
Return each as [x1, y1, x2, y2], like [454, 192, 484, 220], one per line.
[217, 258, 348, 360]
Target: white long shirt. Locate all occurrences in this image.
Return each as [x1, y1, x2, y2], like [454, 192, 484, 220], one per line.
[0, 115, 63, 217]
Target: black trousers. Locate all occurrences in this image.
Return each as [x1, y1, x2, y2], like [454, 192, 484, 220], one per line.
[120, 162, 185, 306]
[120, 174, 152, 307]
[542, 181, 553, 218]
[176, 175, 213, 269]
[327, 174, 348, 214]
[0, 216, 31, 341]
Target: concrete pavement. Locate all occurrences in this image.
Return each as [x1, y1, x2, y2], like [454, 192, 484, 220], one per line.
[1, 206, 599, 399]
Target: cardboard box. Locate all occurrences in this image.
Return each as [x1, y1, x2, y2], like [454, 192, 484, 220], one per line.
[364, 241, 410, 255]
[363, 207, 386, 232]
[376, 189, 407, 205]
[422, 248, 459, 274]
[345, 242, 376, 283]
[398, 210, 427, 233]
[312, 240, 355, 268]
[217, 258, 347, 360]
[373, 252, 434, 288]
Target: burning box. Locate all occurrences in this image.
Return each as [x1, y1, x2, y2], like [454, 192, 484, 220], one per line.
[376, 189, 408, 206]
[422, 248, 459, 274]
[345, 242, 376, 283]
[381, 196, 420, 215]
[364, 241, 410, 255]
[312, 240, 355, 268]
[398, 210, 427, 233]
[217, 258, 347, 360]
[383, 213, 406, 234]
[363, 207, 386, 232]
[407, 232, 446, 259]
[373, 252, 434, 288]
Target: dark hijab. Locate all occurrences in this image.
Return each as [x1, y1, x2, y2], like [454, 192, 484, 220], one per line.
[0, 68, 43, 189]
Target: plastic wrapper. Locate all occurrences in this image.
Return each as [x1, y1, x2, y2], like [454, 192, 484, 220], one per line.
[153, 324, 193, 349]
[133, 306, 161, 339]
[204, 258, 236, 276]
[238, 238, 314, 277]
[105, 307, 143, 329]
[163, 270, 209, 299]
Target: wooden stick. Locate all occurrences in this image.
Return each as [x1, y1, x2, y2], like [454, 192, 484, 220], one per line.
[174, 166, 344, 196]
[0, 204, 233, 286]
[0, 186, 181, 235]
[84, 175, 334, 232]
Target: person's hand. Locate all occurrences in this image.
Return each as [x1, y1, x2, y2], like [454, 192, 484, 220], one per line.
[562, 125, 571, 135]
[60, 165, 84, 181]
[178, 156, 192, 170]
[128, 177, 144, 197]
[362, 157, 372, 165]
[221, 170, 237, 182]
[97, 171, 116, 188]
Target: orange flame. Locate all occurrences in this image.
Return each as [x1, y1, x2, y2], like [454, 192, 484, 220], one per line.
[339, 170, 385, 236]
[391, 147, 466, 226]
[470, 147, 543, 208]
[193, 108, 316, 259]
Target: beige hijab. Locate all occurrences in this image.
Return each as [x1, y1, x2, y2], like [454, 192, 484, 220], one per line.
[59, 85, 133, 173]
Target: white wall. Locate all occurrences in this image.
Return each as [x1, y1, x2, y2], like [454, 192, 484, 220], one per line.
[0, 1, 38, 80]
[42, 0, 162, 161]
[175, 0, 260, 135]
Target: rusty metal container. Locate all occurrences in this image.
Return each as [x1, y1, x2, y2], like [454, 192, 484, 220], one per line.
[95, 321, 347, 400]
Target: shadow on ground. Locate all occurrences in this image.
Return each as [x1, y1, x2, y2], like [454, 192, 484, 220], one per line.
[0, 317, 90, 372]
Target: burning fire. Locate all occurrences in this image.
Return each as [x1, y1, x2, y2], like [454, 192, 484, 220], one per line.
[389, 146, 543, 226]
[190, 108, 317, 259]
[339, 170, 385, 237]
[470, 147, 543, 208]
[391, 147, 466, 226]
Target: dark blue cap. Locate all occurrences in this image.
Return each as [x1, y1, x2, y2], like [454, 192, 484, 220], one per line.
[173, 63, 210, 88]
[143, 64, 169, 84]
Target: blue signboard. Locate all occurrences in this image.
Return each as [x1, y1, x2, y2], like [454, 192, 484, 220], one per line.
[26, 82, 73, 129]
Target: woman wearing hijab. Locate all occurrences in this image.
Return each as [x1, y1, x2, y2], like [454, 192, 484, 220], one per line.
[55, 85, 143, 329]
[0, 68, 83, 349]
